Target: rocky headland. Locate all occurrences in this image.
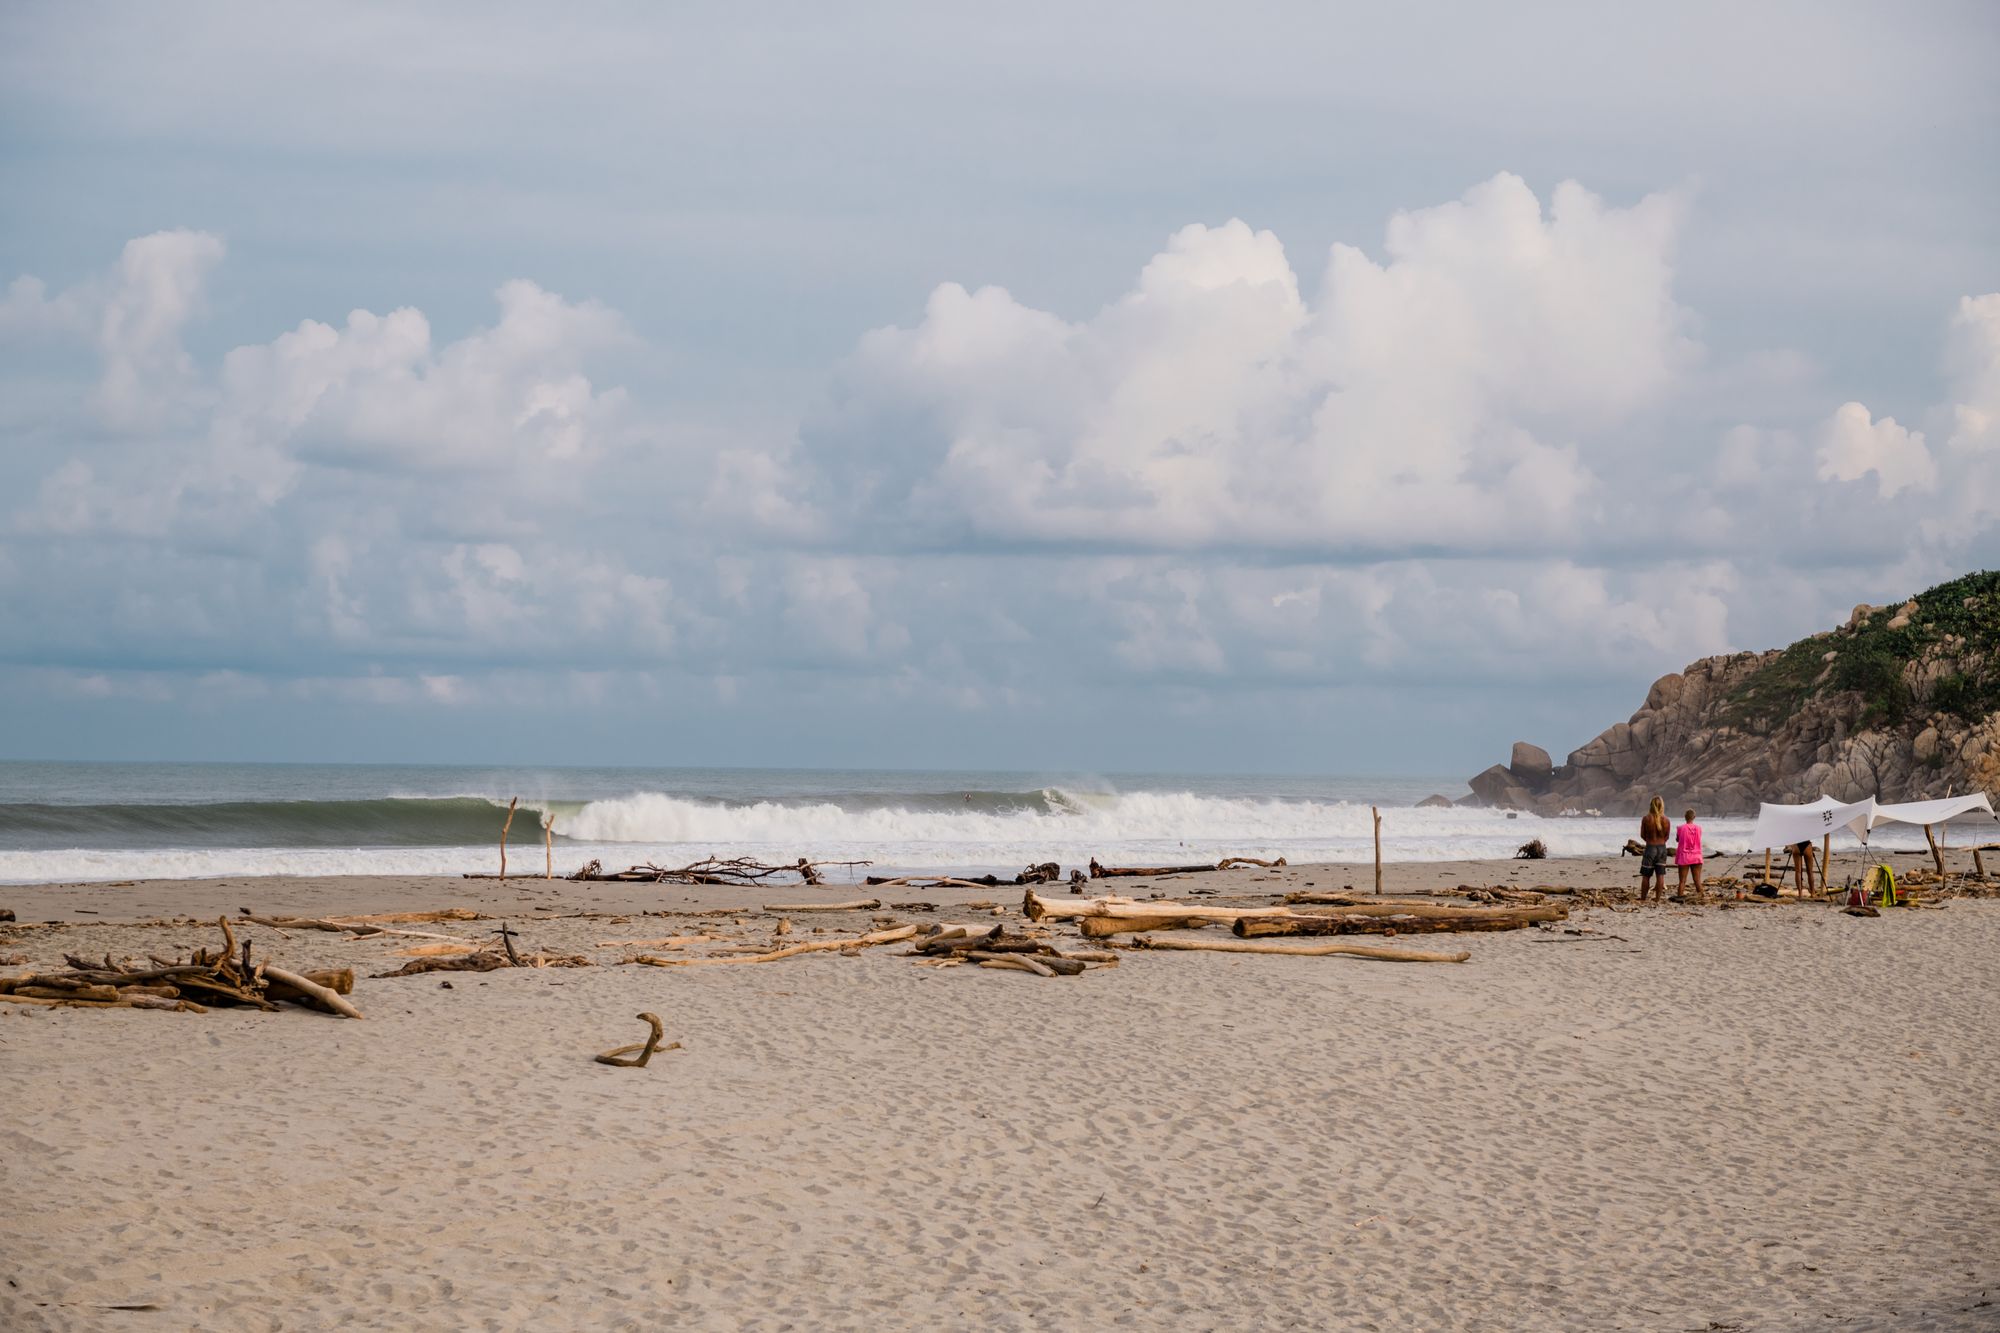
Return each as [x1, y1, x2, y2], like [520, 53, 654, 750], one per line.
[1463, 570, 2000, 816]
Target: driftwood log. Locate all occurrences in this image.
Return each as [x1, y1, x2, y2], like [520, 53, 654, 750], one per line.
[262, 965, 364, 1019]
[1022, 888, 1289, 938]
[1233, 904, 1565, 938]
[594, 1012, 682, 1067]
[1088, 858, 1218, 878]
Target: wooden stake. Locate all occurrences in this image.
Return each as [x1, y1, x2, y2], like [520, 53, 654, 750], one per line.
[500, 797, 519, 880]
[1762, 848, 1773, 887]
[1822, 833, 1832, 893]
[1922, 823, 1943, 876]
[544, 820, 553, 880]
[1372, 806, 1383, 896]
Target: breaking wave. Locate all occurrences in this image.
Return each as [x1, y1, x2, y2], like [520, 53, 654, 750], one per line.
[0, 785, 1776, 883]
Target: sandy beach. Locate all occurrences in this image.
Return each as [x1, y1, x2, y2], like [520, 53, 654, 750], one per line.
[3, 859, 1997, 1331]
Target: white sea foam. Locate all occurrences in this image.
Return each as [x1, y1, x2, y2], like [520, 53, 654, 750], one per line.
[0, 784, 1901, 883]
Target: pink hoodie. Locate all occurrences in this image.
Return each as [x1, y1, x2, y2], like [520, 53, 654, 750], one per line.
[1675, 822, 1704, 866]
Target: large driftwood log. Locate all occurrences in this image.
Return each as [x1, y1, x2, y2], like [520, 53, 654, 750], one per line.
[1135, 936, 1471, 963]
[976, 956, 1055, 976]
[1022, 889, 1278, 925]
[1233, 904, 1565, 938]
[261, 965, 363, 1019]
[1283, 892, 1476, 907]
[1216, 856, 1288, 869]
[1078, 914, 1222, 938]
[1270, 900, 1567, 922]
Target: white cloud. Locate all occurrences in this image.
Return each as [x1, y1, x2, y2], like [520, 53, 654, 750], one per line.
[1815, 400, 1935, 498]
[224, 278, 630, 475]
[94, 230, 226, 428]
[1, 208, 1995, 754]
[799, 174, 1694, 556]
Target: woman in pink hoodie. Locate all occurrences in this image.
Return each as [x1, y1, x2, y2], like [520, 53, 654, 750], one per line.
[1675, 808, 1706, 900]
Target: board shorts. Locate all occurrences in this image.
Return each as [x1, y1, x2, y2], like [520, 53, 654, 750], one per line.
[1641, 844, 1671, 872]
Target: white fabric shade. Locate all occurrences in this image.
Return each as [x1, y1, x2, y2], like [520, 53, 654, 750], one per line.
[1748, 796, 1877, 849]
[1870, 793, 1998, 827]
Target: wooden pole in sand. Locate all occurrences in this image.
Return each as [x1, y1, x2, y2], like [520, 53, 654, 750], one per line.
[1762, 848, 1773, 887]
[1821, 833, 1832, 895]
[1372, 806, 1383, 896]
[544, 820, 553, 880]
[1922, 823, 1943, 875]
[499, 796, 518, 880]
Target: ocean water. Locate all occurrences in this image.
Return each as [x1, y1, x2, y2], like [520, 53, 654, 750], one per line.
[0, 760, 1881, 885]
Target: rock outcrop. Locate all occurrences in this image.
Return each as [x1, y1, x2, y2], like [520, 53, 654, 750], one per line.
[1462, 571, 2000, 816]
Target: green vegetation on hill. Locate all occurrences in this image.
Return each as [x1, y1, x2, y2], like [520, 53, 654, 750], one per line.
[1723, 570, 2000, 732]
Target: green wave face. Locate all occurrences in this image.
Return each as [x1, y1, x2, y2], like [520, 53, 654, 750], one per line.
[0, 797, 574, 849]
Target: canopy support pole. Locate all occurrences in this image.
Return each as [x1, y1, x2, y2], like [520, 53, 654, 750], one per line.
[1762, 849, 1773, 887]
[1922, 823, 1944, 876]
[1822, 833, 1832, 896]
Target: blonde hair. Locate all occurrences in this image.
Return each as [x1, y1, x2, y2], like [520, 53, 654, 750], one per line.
[1647, 796, 1665, 819]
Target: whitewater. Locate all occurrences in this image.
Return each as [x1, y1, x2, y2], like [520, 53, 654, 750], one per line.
[1, 759, 1942, 885]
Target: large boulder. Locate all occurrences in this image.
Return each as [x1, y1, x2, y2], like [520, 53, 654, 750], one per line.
[1416, 793, 1454, 809]
[1466, 764, 1518, 807]
[1508, 741, 1553, 787]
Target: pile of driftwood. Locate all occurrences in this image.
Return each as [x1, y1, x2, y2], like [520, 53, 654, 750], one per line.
[902, 922, 1118, 976]
[1022, 887, 1562, 957]
[372, 921, 594, 977]
[0, 917, 360, 1017]
[865, 862, 1076, 890]
[1088, 856, 1285, 878]
[560, 856, 870, 886]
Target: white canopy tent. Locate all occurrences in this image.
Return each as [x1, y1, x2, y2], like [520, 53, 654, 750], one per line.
[1745, 790, 1998, 890]
[1870, 793, 1997, 828]
[1747, 796, 1878, 851]
[1872, 792, 1999, 878]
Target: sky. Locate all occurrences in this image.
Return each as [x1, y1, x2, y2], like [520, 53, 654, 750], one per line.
[1, 1, 1997, 776]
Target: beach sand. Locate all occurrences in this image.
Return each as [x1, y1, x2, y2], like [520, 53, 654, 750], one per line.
[2, 859, 1996, 1330]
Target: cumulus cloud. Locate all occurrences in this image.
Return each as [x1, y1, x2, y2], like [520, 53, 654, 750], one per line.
[1807, 289, 2000, 541]
[1, 228, 225, 428]
[1, 190, 1996, 760]
[1815, 401, 1935, 497]
[220, 278, 631, 476]
[795, 174, 1694, 556]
